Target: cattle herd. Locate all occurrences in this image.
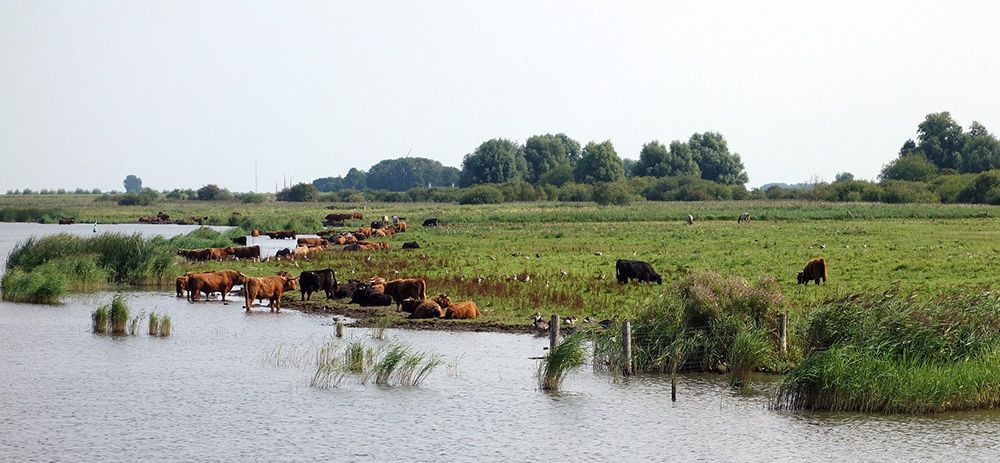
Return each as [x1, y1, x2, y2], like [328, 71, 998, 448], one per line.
[172, 211, 827, 322]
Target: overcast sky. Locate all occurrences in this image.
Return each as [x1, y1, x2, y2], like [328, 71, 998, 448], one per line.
[2, 1, 999, 192]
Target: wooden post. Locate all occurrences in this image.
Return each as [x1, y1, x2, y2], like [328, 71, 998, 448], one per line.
[671, 372, 677, 402]
[549, 314, 560, 351]
[779, 312, 787, 354]
[335, 320, 344, 338]
[622, 320, 633, 376]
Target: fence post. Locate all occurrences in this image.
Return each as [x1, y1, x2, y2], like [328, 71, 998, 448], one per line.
[780, 312, 787, 354]
[549, 314, 560, 351]
[335, 320, 344, 338]
[622, 320, 633, 376]
[671, 372, 677, 402]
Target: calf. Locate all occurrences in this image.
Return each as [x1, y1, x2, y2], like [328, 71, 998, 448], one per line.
[615, 259, 662, 285]
[299, 269, 337, 301]
[433, 294, 481, 319]
[401, 298, 444, 319]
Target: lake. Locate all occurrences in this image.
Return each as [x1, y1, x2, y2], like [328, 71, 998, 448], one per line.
[1, 223, 999, 462]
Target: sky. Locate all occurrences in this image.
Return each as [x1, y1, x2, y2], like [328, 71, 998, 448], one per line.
[2, 0, 999, 192]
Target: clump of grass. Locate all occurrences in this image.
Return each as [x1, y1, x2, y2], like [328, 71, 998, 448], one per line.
[363, 342, 443, 386]
[159, 314, 171, 337]
[108, 294, 129, 335]
[538, 332, 587, 391]
[345, 341, 366, 373]
[310, 342, 345, 389]
[774, 291, 1000, 413]
[727, 328, 772, 387]
[148, 312, 159, 336]
[92, 305, 109, 334]
[369, 316, 391, 340]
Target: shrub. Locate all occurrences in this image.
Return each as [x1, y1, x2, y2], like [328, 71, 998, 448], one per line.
[593, 182, 634, 206]
[458, 185, 504, 205]
[556, 183, 593, 202]
[277, 183, 320, 202]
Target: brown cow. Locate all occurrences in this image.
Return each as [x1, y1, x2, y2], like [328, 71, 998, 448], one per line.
[401, 298, 444, 319]
[243, 274, 299, 313]
[231, 245, 261, 261]
[292, 245, 310, 259]
[251, 228, 260, 237]
[351, 212, 364, 220]
[187, 270, 246, 302]
[175, 275, 189, 297]
[434, 294, 482, 319]
[297, 237, 328, 247]
[394, 221, 407, 233]
[383, 278, 427, 308]
[797, 258, 828, 285]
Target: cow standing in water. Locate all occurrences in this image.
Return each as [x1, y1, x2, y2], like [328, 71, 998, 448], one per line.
[615, 259, 663, 285]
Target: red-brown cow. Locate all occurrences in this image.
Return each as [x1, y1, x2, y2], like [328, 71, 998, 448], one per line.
[187, 270, 246, 302]
[433, 294, 482, 319]
[383, 278, 427, 309]
[243, 274, 298, 313]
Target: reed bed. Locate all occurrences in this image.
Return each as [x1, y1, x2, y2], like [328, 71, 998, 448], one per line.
[774, 291, 1000, 413]
[91, 305, 109, 334]
[108, 294, 129, 335]
[159, 314, 172, 337]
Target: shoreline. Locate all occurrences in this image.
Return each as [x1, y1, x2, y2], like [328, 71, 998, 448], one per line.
[284, 299, 537, 335]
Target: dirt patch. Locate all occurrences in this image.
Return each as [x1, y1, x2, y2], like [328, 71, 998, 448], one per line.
[285, 299, 534, 335]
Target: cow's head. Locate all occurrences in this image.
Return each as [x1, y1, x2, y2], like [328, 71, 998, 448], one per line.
[796, 272, 805, 284]
[433, 294, 452, 308]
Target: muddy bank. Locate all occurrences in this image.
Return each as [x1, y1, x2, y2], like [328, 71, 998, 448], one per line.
[285, 299, 536, 335]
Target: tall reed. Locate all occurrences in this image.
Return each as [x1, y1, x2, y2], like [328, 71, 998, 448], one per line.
[148, 312, 160, 336]
[92, 305, 109, 334]
[108, 294, 129, 335]
[159, 315, 171, 337]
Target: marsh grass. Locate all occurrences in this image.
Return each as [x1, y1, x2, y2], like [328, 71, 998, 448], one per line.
[159, 315, 171, 337]
[148, 312, 159, 336]
[774, 291, 1000, 413]
[727, 329, 772, 387]
[345, 341, 367, 373]
[538, 332, 587, 391]
[1, 267, 67, 303]
[108, 294, 129, 335]
[91, 305, 109, 334]
[364, 342, 443, 386]
[369, 316, 391, 340]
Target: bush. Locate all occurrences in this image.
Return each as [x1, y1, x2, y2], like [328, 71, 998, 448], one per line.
[197, 184, 231, 201]
[458, 185, 504, 205]
[240, 192, 266, 204]
[556, 183, 593, 202]
[957, 170, 1000, 204]
[592, 182, 634, 205]
[117, 188, 159, 206]
[277, 183, 320, 202]
[881, 180, 938, 203]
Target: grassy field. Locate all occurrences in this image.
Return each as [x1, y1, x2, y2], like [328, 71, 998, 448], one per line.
[7, 197, 1000, 411]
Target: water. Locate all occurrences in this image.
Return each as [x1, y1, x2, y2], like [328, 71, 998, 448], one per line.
[2, 224, 1000, 462]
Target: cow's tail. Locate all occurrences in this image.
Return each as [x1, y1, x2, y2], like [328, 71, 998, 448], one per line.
[418, 279, 427, 301]
[243, 281, 253, 310]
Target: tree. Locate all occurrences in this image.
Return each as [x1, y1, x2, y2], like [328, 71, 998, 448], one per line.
[367, 157, 458, 191]
[916, 112, 965, 170]
[959, 121, 1000, 173]
[197, 184, 222, 200]
[834, 172, 855, 183]
[123, 175, 142, 193]
[634, 140, 700, 178]
[622, 158, 638, 178]
[880, 154, 937, 182]
[523, 133, 579, 184]
[899, 139, 918, 157]
[574, 141, 625, 184]
[688, 132, 748, 184]
[343, 168, 368, 190]
[460, 138, 526, 187]
[277, 183, 319, 202]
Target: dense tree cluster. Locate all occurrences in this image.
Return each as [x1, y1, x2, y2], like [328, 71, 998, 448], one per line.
[314, 158, 458, 193]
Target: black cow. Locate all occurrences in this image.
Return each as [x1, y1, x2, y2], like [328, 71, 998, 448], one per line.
[299, 269, 337, 301]
[275, 248, 292, 258]
[422, 218, 439, 227]
[231, 236, 248, 246]
[615, 259, 662, 285]
[334, 279, 363, 299]
[350, 283, 393, 307]
[401, 241, 420, 249]
[371, 221, 385, 229]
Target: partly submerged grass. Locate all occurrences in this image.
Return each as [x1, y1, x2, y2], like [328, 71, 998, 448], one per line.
[1, 267, 67, 303]
[108, 294, 129, 335]
[159, 314, 171, 337]
[92, 305, 109, 334]
[148, 312, 159, 336]
[539, 332, 587, 391]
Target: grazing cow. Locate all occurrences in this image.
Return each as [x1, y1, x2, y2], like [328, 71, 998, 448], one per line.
[383, 278, 427, 308]
[401, 241, 420, 249]
[297, 237, 328, 247]
[231, 245, 261, 261]
[243, 274, 298, 312]
[395, 221, 407, 233]
[797, 258, 828, 285]
[401, 298, 444, 319]
[231, 236, 248, 246]
[615, 259, 663, 285]
[686, 214, 694, 225]
[433, 294, 481, 319]
[422, 218, 439, 227]
[275, 248, 292, 259]
[350, 284, 393, 307]
[738, 212, 751, 224]
[187, 270, 246, 302]
[58, 217, 75, 225]
[299, 269, 337, 300]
